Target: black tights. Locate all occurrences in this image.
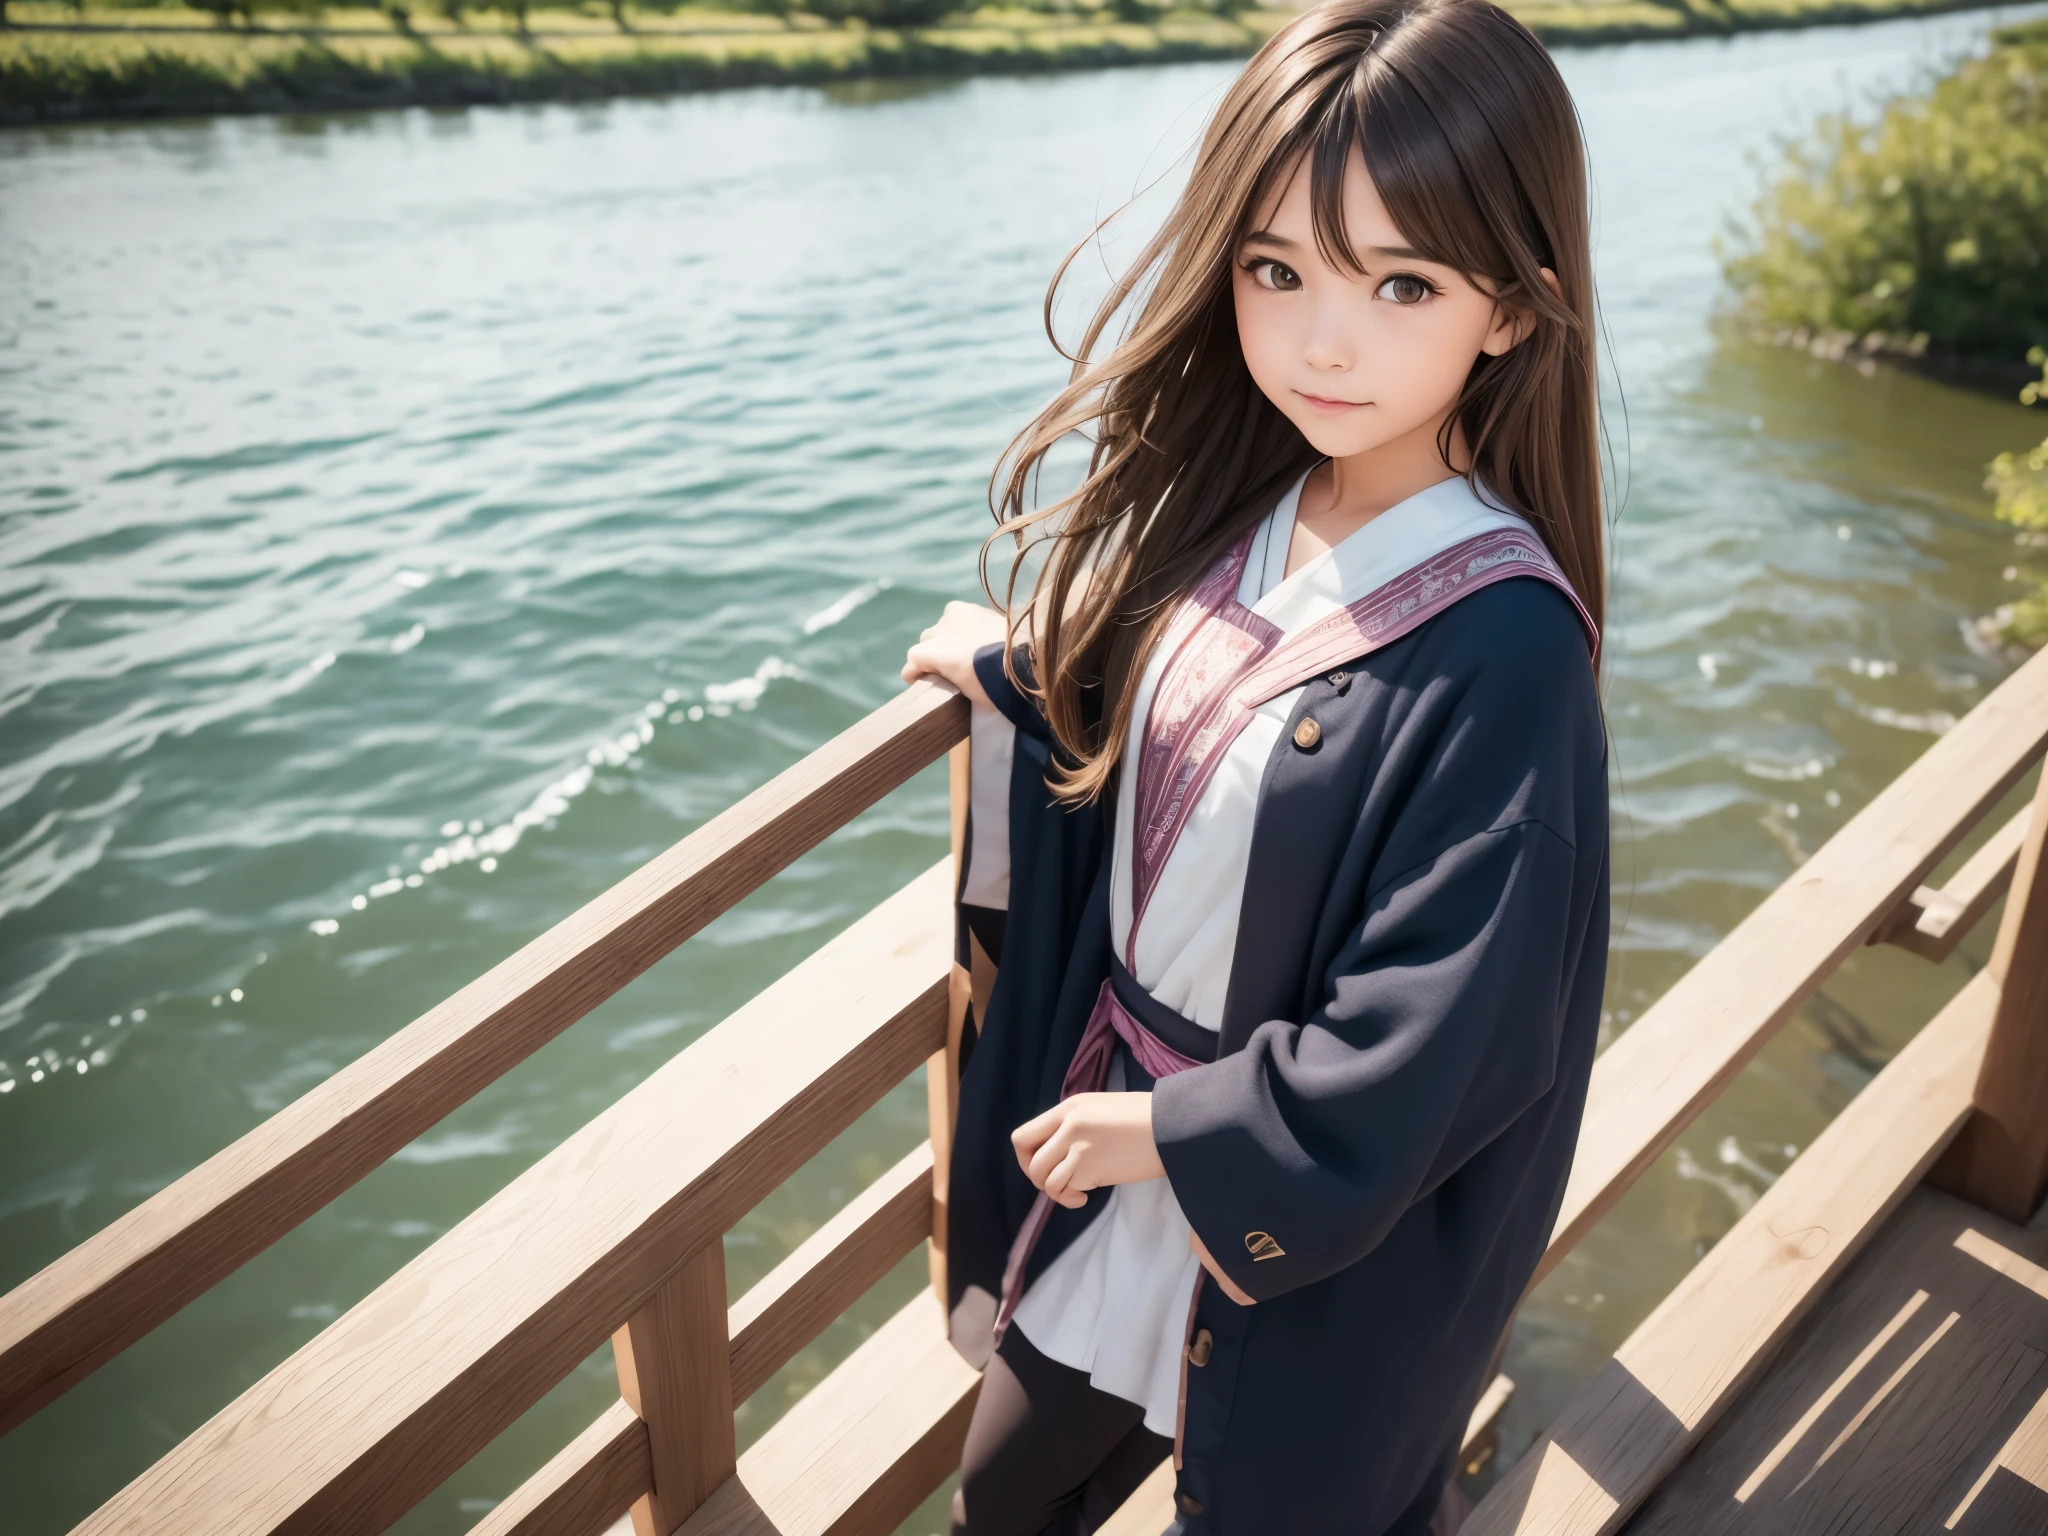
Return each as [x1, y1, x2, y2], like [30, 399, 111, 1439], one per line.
[950, 1323, 1173, 1536]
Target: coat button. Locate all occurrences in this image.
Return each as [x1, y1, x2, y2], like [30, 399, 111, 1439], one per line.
[1292, 716, 1321, 750]
[1179, 1493, 1206, 1516]
[1188, 1328, 1214, 1367]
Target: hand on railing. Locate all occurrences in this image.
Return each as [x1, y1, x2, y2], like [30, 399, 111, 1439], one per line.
[901, 600, 1007, 709]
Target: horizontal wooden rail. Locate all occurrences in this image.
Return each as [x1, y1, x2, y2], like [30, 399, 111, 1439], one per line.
[1533, 644, 2048, 1291]
[680, 1294, 981, 1536]
[471, 1402, 649, 1536]
[0, 681, 966, 1438]
[74, 861, 955, 1536]
[728, 1141, 935, 1404]
[1466, 969, 1999, 1535]
[479, 1142, 937, 1536]
[1874, 802, 2030, 963]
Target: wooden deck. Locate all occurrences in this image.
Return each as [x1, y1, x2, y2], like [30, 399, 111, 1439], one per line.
[4, 642, 2047, 1536]
[1625, 1188, 2048, 1535]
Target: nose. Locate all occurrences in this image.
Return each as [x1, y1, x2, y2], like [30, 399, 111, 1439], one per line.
[1302, 298, 1352, 372]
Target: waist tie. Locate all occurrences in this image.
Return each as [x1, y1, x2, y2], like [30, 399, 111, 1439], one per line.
[992, 959, 1216, 1343]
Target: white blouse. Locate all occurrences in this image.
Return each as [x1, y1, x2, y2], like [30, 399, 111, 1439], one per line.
[972, 470, 1531, 1433]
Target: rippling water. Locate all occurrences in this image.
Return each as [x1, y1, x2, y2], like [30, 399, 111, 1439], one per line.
[4, 11, 2047, 1532]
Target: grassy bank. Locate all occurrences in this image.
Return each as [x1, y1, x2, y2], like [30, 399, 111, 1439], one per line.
[0, 6, 1288, 120]
[0, 0, 2022, 123]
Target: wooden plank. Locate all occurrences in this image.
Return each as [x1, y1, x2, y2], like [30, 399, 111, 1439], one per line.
[616, 1244, 735, 1536]
[475, 1155, 933, 1536]
[931, 738, 971, 1305]
[73, 862, 956, 1536]
[1535, 646, 2048, 1291]
[1465, 1373, 1517, 1475]
[1954, 1378, 2048, 1532]
[469, 1402, 648, 1536]
[1096, 1371, 1519, 1536]
[1875, 803, 2029, 963]
[0, 681, 968, 1437]
[727, 1143, 934, 1403]
[492, 1145, 935, 1536]
[1932, 770, 2048, 1223]
[1624, 1188, 2048, 1534]
[678, 1293, 980, 1536]
[1462, 968, 1998, 1536]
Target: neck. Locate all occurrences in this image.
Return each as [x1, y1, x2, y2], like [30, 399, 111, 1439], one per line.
[1288, 412, 1469, 575]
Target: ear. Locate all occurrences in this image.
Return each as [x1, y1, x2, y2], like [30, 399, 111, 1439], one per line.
[1479, 266, 1561, 357]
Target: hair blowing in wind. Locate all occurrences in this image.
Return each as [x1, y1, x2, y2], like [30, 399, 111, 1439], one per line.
[986, 0, 1604, 805]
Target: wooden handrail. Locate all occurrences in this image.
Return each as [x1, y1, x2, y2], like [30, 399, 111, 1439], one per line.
[22, 638, 2048, 1536]
[0, 681, 967, 1439]
[72, 861, 954, 1536]
[1874, 801, 2030, 963]
[1533, 642, 2048, 1288]
[1466, 970, 2000, 1536]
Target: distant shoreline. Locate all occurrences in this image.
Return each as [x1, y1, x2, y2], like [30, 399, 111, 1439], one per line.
[0, 0, 2013, 127]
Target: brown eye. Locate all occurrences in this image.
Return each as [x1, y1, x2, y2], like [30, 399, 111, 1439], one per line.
[1251, 259, 1301, 292]
[1379, 273, 1433, 305]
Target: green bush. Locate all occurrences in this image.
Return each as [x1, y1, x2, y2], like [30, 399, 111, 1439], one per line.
[1984, 349, 2048, 649]
[1722, 19, 2048, 365]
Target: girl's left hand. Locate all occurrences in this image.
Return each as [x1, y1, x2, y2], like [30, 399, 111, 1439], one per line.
[1012, 1092, 1166, 1209]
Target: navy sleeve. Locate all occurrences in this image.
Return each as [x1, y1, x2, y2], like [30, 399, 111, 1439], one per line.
[1152, 817, 1581, 1301]
[1151, 588, 1603, 1303]
[972, 641, 1050, 742]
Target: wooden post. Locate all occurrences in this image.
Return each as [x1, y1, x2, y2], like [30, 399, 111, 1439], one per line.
[613, 1242, 735, 1536]
[929, 739, 971, 1305]
[1932, 768, 2048, 1224]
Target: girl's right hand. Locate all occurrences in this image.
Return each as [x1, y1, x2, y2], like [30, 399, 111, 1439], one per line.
[901, 601, 1009, 710]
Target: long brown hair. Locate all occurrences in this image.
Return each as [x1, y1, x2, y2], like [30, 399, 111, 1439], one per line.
[987, 0, 1604, 803]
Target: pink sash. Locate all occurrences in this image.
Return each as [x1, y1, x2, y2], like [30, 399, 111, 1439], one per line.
[993, 975, 1207, 1342]
[993, 516, 1596, 1340]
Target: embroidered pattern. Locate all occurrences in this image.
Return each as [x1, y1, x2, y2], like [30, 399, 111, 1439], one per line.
[1126, 524, 1595, 957]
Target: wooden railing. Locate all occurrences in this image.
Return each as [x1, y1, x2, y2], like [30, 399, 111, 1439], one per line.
[4, 644, 2048, 1536]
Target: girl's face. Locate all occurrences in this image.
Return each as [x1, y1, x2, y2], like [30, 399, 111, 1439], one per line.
[1232, 149, 1531, 463]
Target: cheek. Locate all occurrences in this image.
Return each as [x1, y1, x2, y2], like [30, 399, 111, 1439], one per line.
[1367, 306, 1488, 409]
[1233, 282, 1294, 389]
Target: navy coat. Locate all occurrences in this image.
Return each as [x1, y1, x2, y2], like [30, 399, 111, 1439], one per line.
[946, 574, 1610, 1536]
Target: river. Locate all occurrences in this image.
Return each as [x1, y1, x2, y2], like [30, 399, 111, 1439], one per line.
[2, 9, 2045, 1531]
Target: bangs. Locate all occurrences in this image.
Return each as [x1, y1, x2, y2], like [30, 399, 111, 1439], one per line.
[1245, 38, 1530, 290]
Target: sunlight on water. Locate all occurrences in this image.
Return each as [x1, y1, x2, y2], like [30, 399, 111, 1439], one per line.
[2, 6, 2047, 1531]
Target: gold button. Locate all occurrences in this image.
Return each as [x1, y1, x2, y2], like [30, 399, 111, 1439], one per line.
[1292, 716, 1321, 750]
[1188, 1328, 1214, 1367]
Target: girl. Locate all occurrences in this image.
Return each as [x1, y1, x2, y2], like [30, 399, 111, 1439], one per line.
[902, 2, 1608, 1531]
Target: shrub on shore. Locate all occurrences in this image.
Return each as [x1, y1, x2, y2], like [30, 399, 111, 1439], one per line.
[1721, 17, 2048, 368]
[1982, 351, 2048, 650]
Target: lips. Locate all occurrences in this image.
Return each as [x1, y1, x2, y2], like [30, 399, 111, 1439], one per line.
[1296, 391, 1368, 409]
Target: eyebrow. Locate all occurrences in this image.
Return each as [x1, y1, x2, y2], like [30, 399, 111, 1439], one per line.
[1240, 230, 1433, 262]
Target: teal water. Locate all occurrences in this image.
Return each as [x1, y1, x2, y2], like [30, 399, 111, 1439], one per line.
[3, 12, 2046, 1532]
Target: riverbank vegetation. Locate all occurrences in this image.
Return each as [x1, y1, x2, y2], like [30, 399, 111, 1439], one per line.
[1723, 17, 2048, 651]
[0, 0, 2024, 122]
[0, 5, 1285, 119]
[1985, 351, 2048, 648]
[1722, 16, 2048, 377]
